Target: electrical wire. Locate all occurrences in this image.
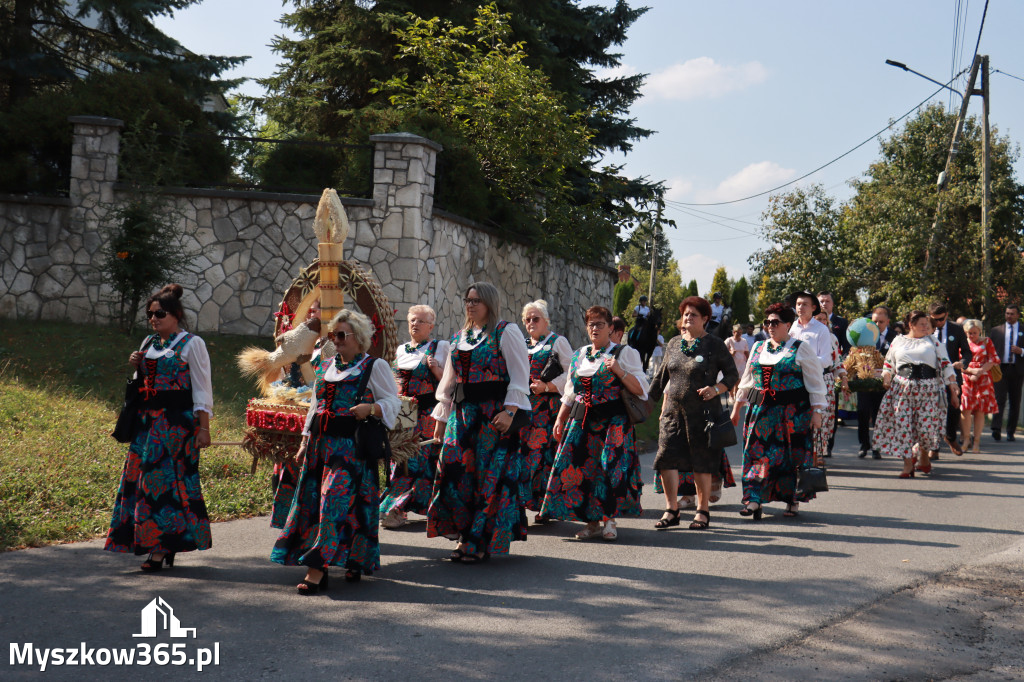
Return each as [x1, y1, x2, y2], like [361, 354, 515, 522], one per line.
[670, 76, 962, 207]
[993, 69, 1024, 85]
[971, 0, 990, 65]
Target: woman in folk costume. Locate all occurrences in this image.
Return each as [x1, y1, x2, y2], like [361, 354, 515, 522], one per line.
[272, 309, 401, 594]
[873, 310, 959, 477]
[541, 305, 649, 541]
[105, 284, 213, 571]
[519, 299, 573, 524]
[428, 282, 532, 563]
[379, 304, 449, 528]
[730, 302, 827, 519]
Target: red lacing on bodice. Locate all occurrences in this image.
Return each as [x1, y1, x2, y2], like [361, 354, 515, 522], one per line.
[457, 348, 473, 382]
[579, 375, 594, 407]
[318, 380, 339, 434]
[140, 358, 159, 399]
[760, 365, 775, 398]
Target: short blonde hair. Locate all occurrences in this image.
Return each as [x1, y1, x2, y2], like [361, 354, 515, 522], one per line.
[963, 318, 984, 336]
[328, 308, 374, 353]
[522, 299, 550, 322]
[463, 281, 501, 331]
[407, 304, 436, 324]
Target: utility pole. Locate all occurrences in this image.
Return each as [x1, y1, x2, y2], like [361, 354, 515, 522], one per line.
[980, 55, 992, 330]
[921, 54, 982, 288]
[647, 206, 661, 303]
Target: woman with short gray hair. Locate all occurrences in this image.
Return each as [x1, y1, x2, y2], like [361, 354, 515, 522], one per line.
[272, 309, 402, 594]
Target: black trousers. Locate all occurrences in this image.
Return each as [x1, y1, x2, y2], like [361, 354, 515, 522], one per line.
[992, 362, 1024, 436]
[857, 391, 884, 451]
[945, 379, 963, 441]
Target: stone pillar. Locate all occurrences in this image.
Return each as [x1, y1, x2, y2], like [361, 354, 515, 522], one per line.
[367, 132, 442, 319]
[68, 116, 124, 322]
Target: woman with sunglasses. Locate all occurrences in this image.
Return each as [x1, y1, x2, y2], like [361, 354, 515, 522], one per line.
[105, 284, 213, 571]
[272, 309, 401, 594]
[519, 299, 574, 524]
[541, 305, 649, 541]
[729, 303, 827, 519]
[649, 296, 738, 531]
[428, 282, 532, 563]
[379, 304, 449, 529]
[873, 310, 959, 477]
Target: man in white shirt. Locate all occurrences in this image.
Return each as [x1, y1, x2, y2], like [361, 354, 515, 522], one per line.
[709, 293, 725, 332]
[990, 304, 1024, 442]
[789, 290, 838, 457]
[742, 323, 757, 349]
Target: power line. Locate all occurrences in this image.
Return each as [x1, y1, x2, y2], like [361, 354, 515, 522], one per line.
[971, 0, 990, 65]
[993, 68, 1024, 85]
[670, 75, 963, 207]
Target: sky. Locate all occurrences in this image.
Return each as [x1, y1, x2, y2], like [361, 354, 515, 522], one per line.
[156, 0, 1024, 296]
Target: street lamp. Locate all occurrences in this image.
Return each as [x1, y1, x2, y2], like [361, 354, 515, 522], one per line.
[885, 59, 965, 102]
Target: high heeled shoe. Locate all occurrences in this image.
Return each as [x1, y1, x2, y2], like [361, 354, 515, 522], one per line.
[344, 569, 362, 583]
[297, 568, 329, 595]
[140, 552, 175, 572]
[739, 503, 763, 520]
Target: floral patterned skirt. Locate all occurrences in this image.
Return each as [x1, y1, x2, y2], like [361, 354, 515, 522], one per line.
[520, 392, 561, 512]
[426, 399, 528, 556]
[270, 457, 300, 529]
[380, 409, 439, 517]
[105, 408, 211, 555]
[270, 433, 380, 574]
[741, 399, 817, 505]
[813, 379, 837, 461]
[541, 413, 643, 522]
[873, 376, 946, 458]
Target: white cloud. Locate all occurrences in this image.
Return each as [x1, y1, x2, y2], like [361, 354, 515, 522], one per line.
[664, 177, 694, 202]
[644, 57, 768, 101]
[674, 253, 723, 294]
[696, 161, 796, 203]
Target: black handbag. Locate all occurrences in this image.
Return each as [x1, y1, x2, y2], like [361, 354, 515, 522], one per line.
[353, 358, 392, 462]
[704, 407, 737, 449]
[796, 464, 829, 496]
[611, 345, 653, 424]
[111, 338, 154, 443]
[538, 350, 563, 384]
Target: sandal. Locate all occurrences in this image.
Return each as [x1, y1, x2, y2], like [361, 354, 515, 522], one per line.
[688, 509, 711, 530]
[296, 569, 329, 595]
[784, 504, 800, 518]
[602, 519, 618, 542]
[140, 552, 174, 572]
[381, 509, 407, 529]
[344, 569, 362, 583]
[575, 524, 603, 540]
[449, 549, 467, 562]
[739, 503, 762, 520]
[654, 508, 681, 530]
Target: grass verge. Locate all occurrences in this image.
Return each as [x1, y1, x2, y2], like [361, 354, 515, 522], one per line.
[0, 321, 275, 551]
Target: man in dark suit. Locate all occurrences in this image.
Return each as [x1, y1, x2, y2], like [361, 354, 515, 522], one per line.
[989, 303, 1024, 442]
[818, 291, 850, 354]
[858, 306, 898, 458]
[929, 303, 971, 456]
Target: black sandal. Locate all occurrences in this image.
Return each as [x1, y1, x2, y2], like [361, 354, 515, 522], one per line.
[688, 509, 711, 530]
[140, 552, 175, 572]
[344, 569, 362, 583]
[654, 508, 681, 529]
[784, 504, 800, 518]
[449, 549, 467, 562]
[296, 569, 329, 595]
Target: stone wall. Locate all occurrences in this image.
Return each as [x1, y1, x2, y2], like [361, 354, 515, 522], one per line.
[1, 118, 615, 347]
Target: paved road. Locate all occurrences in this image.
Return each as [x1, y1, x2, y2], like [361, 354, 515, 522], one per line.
[2, 425, 1022, 680]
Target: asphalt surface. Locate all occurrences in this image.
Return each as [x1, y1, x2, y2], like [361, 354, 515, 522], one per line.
[2, 423, 1023, 681]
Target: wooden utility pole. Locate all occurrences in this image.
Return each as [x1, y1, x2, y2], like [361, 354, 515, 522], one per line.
[647, 206, 661, 303]
[980, 55, 992, 330]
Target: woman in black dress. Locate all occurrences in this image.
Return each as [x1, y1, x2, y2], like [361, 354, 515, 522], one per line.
[649, 296, 738, 530]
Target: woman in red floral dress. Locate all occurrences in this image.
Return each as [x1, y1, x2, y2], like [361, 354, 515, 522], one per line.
[959, 319, 999, 454]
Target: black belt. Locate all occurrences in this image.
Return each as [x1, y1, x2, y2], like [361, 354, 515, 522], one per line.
[753, 386, 809, 408]
[414, 393, 438, 412]
[897, 364, 938, 379]
[138, 389, 193, 411]
[569, 398, 626, 422]
[310, 413, 358, 438]
[454, 381, 508, 404]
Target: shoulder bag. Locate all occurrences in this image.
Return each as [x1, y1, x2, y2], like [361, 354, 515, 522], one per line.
[111, 337, 155, 443]
[353, 358, 392, 463]
[611, 345, 653, 424]
[538, 336, 564, 384]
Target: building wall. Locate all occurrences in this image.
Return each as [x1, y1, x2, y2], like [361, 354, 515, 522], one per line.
[1, 118, 614, 348]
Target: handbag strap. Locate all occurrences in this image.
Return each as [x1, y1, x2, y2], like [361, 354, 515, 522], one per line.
[355, 356, 377, 403]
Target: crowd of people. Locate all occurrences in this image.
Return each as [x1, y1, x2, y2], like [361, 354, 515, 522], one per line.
[103, 282, 1022, 595]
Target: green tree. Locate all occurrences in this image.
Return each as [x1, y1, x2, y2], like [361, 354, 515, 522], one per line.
[732, 276, 751, 324]
[844, 104, 1024, 319]
[257, 0, 660, 260]
[686, 279, 699, 298]
[707, 266, 731, 305]
[625, 259, 686, 338]
[612, 279, 635, 318]
[748, 183, 852, 311]
[618, 214, 674, 273]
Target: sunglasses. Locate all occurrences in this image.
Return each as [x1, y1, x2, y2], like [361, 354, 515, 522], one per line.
[146, 309, 169, 319]
[329, 330, 351, 341]
[763, 319, 785, 327]
[463, 297, 484, 307]
[524, 316, 542, 323]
